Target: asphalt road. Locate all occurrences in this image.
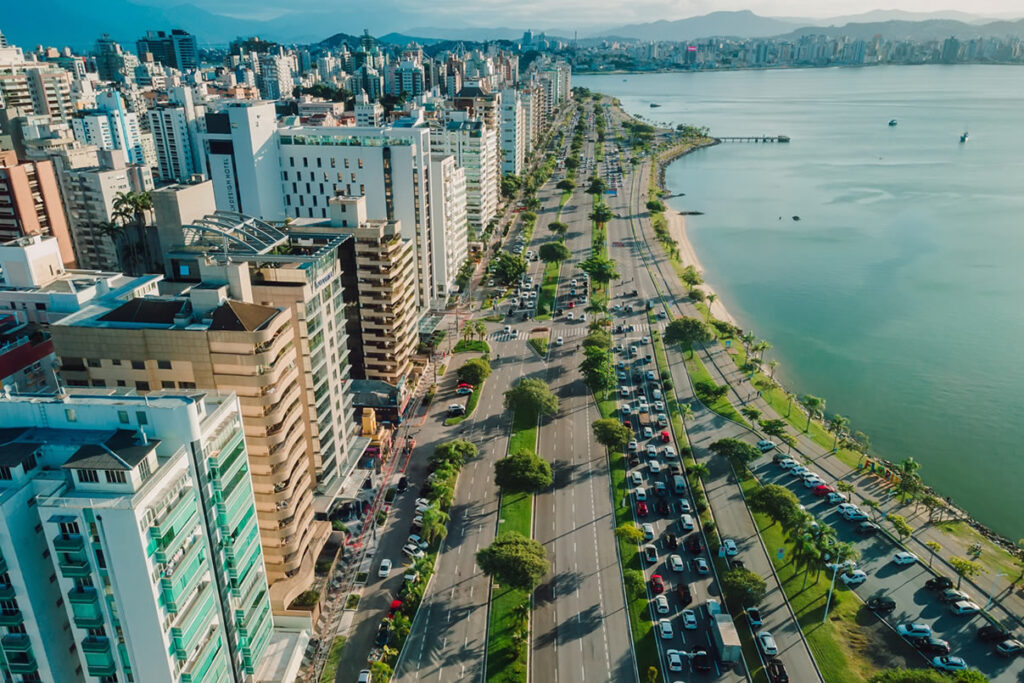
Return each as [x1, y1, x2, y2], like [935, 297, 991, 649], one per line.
[531, 103, 635, 683]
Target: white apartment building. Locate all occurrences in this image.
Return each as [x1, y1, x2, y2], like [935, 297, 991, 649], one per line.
[147, 87, 202, 183]
[499, 87, 525, 175]
[0, 390, 276, 682]
[430, 113, 498, 232]
[257, 53, 293, 100]
[353, 94, 383, 126]
[71, 91, 146, 166]
[277, 121, 434, 310]
[428, 154, 468, 300]
[0, 47, 75, 121]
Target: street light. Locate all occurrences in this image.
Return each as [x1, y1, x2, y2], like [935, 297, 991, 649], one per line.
[984, 570, 1007, 610]
[822, 554, 840, 624]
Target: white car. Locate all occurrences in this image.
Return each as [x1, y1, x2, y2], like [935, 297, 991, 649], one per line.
[722, 539, 738, 556]
[678, 499, 691, 514]
[898, 623, 932, 638]
[635, 487, 648, 502]
[580, 313, 587, 322]
[407, 535, 428, 550]
[777, 457, 797, 469]
[642, 336, 651, 344]
[643, 544, 658, 563]
[655, 594, 670, 614]
[840, 570, 868, 586]
[378, 559, 392, 578]
[642, 523, 655, 540]
[827, 492, 847, 504]
[682, 609, 698, 630]
[790, 465, 809, 477]
[628, 440, 639, 451]
[663, 446, 677, 459]
[649, 460, 661, 475]
[893, 551, 919, 566]
[842, 509, 869, 522]
[658, 618, 674, 640]
[358, 670, 372, 683]
[646, 444, 658, 458]
[642, 426, 653, 439]
[950, 600, 980, 615]
[620, 403, 632, 416]
[803, 475, 826, 488]
[757, 631, 779, 656]
[932, 656, 967, 672]
[653, 400, 665, 411]
[556, 336, 564, 346]
[402, 544, 425, 559]
[503, 325, 512, 333]
[630, 471, 643, 486]
[669, 554, 685, 572]
[666, 649, 684, 672]
[695, 557, 710, 574]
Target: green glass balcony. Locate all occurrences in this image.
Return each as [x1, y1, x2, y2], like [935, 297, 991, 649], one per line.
[53, 533, 84, 552]
[82, 636, 111, 653]
[0, 609, 24, 626]
[6, 653, 36, 674]
[58, 557, 90, 578]
[0, 582, 15, 599]
[69, 586, 99, 604]
[2, 633, 31, 651]
[86, 660, 116, 677]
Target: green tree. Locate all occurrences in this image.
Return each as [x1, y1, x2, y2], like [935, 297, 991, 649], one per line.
[582, 329, 612, 350]
[495, 451, 553, 493]
[690, 462, 710, 482]
[799, 394, 826, 432]
[501, 173, 522, 199]
[646, 199, 665, 212]
[580, 351, 616, 394]
[539, 242, 571, 263]
[430, 440, 478, 469]
[768, 359, 780, 379]
[111, 190, 153, 274]
[888, 514, 913, 542]
[949, 556, 985, 589]
[504, 378, 559, 417]
[748, 484, 803, 528]
[784, 391, 798, 418]
[679, 402, 694, 426]
[420, 506, 450, 543]
[592, 418, 632, 450]
[548, 221, 569, 237]
[664, 316, 714, 356]
[589, 203, 614, 225]
[740, 406, 762, 424]
[586, 177, 608, 195]
[646, 666, 660, 683]
[759, 418, 789, 440]
[680, 265, 703, 289]
[695, 381, 728, 404]
[523, 195, 541, 212]
[623, 569, 646, 602]
[721, 567, 768, 606]
[457, 357, 492, 386]
[578, 254, 620, 283]
[828, 414, 850, 451]
[476, 532, 550, 591]
[556, 179, 575, 192]
[791, 533, 822, 586]
[493, 251, 528, 285]
[615, 524, 645, 545]
[925, 541, 942, 568]
[709, 438, 762, 469]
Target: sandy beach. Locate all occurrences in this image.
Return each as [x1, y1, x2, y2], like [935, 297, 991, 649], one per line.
[663, 204, 738, 327]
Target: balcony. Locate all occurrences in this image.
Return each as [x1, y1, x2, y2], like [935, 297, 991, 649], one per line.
[6, 653, 36, 674]
[53, 532, 85, 552]
[58, 557, 90, 578]
[69, 586, 99, 604]
[82, 635, 111, 653]
[2, 633, 31, 651]
[86, 660, 116, 677]
[0, 609, 24, 626]
[0, 582, 14, 599]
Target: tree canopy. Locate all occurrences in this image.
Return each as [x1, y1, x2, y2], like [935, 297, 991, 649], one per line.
[494, 450, 553, 493]
[664, 316, 714, 351]
[748, 484, 803, 529]
[504, 378, 559, 417]
[539, 242, 571, 263]
[592, 418, 632, 450]
[580, 351, 616, 393]
[548, 221, 569, 237]
[457, 357, 491, 386]
[430, 440, 478, 470]
[721, 567, 768, 606]
[578, 255, 620, 283]
[493, 251, 528, 286]
[476, 531, 550, 591]
[709, 438, 762, 467]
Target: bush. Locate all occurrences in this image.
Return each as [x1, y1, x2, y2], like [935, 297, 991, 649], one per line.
[331, 519, 348, 532]
[623, 569, 646, 602]
[293, 590, 320, 608]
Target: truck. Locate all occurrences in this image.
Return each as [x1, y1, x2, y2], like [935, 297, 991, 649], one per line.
[710, 612, 742, 667]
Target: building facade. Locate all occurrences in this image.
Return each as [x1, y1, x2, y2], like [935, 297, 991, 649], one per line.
[428, 154, 468, 300]
[430, 115, 498, 232]
[0, 151, 75, 266]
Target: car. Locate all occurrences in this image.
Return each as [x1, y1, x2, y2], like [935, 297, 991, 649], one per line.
[642, 523, 655, 540]
[411, 514, 423, 528]
[857, 521, 881, 535]
[628, 439, 639, 452]
[898, 623, 933, 638]
[695, 557, 710, 575]
[686, 535, 704, 554]
[867, 596, 896, 614]
[841, 570, 868, 586]
[835, 502, 859, 515]
[402, 544, 425, 559]
[777, 457, 797, 469]
[951, 600, 981, 615]
[720, 538, 739, 556]
[678, 499, 692, 514]
[630, 471, 643, 486]
[650, 462, 663, 476]
[658, 618, 674, 640]
[378, 559, 392, 577]
[375, 621, 391, 647]
[653, 400, 665, 411]
[640, 424, 653, 439]
[358, 671, 372, 683]
[617, 371, 627, 381]
[803, 475, 826, 488]
[941, 589, 971, 604]
[635, 487, 647, 502]
[693, 651, 712, 672]
[396, 476, 408, 493]
[682, 608, 698, 630]
[455, 385, 474, 395]
[643, 544, 658, 563]
[757, 631, 779, 656]
[663, 446, 677, 459]
[827, 492, 847, 504]
[932, 656, 967, 672]
[996, 639, 1024, 656]
[620, 385, 631, 397]
[656, 499, 670, 515]
[659, 430, 671, 443]
[642, 336, 651, 344]
[978, 624, 1012, 642]
[503, 325, 512, 333]
[813, 484, 836, 496]
[676, 581, 692, 605]
[651, 574, 665, 593]
[637, 502, 649, 516]
[926, 576, 954, 591]
[909, 636, 951, 655]
[567, 311, 574, 319]
[893, 551, 918, 565]
[580, 313, 587, 322]
[407, 534, 428, 550]
[447, 404, 466, 416]
[670, 554, 685, 572]
[789, 465, 809, 477]
[842, 509, 869, 522]
[646, 370, 656, 381]
[646, 444, 658, 458]
[556, 336, 564, 345]
[666, 649, 685, 672]
[655, 594, 670, 614]
[666, 533, 678, 549]
[766, 658, 789, 683]
[746, 607, 763, 627]
[757, 440, 777, 452]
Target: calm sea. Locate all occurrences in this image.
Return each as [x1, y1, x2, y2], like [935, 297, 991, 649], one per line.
[577, 66, 1024, 539]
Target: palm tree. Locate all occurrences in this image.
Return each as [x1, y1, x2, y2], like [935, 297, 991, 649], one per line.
[785, 391, 797, 418]
[706, 293, 717, 316]
[421, 506, 450, 543]
[111, 190, 152, 274]
[740, 331, 756, 352]
[800, 395, 825, 432]
[791, 534, 822, 587]
[474, 320, 487, 341]
[925, 541, 942, 568]
[741, 406, 761, 424]
[679, 402, 694, 428]
[768, 360, 779, 380]
[828, 414, 850, 451]
[690, 462, 710, 482]
[754, 340, 772, 362]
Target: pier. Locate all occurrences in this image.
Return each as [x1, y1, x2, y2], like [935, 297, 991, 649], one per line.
[716, 135, 790, 143]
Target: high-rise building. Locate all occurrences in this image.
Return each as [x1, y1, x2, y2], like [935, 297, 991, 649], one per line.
[353, 93, 383, 127]
[136, 29, 198, 71]
[257, 53, 293, 100]
[0, 47, 75, 121]
[499, 87, 525, 175]
[428, 153, 468, 300]
[277, 121, 434, 310]
[49, 275, 329, 611]
[430, 113, 499, 232]
[147, 86, 202, 183]
[201, 101, 285, 219]
[71, 91, 146, 166]
[0, 150, 76, 266]
[92, 35, 128, 82]
[0, 389, 275, 681]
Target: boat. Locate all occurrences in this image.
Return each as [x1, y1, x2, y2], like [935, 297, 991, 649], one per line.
[960, 131, 969, 143]
[650, 103, 662, 108]
[888, 119, 898, 126]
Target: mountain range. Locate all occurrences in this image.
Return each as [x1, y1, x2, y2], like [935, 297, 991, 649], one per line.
[3, 2, 1023, 52]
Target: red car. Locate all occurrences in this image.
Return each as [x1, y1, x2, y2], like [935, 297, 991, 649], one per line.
[637, 502, 649, 516]
[813, 484, 835, 496]
[568, 301, 575, 308]
[660, 431, 671, 443]
[651, 574, 665, 594]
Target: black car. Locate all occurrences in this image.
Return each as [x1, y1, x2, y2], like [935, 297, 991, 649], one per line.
[656, 500, 670, 515]
[909, 636, 951, 655]
[766, 658, 789, 683]
[867, 596, 896, 614]
[685, 535, 704, 554]
[397, 476, 408, 493]
[693, 651, 712, 672]
[628, 456, 640, 467]
[978, 624, 1012, 642]
[374, 622, 391, 647]
[857, 522, 880, 535]
[666, 533, 678, 549]
[926, 576, 954, 591]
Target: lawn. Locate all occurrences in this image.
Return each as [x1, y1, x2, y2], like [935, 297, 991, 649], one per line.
[319, 636, 346, 683]
[454, 339, 492, 354]
[528, 337, 548, 357]
[536, 259, 560, 320]
[444, 383, 484, 426]
[682, 350, 748, 426]
[934, 520, 1022, 580]
[651, 331, 689, 448]
[486, 408, 537, 683]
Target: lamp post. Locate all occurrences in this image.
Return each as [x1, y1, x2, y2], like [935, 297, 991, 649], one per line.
[823, 554, 840, 624]
[984, 570, 1007, 611]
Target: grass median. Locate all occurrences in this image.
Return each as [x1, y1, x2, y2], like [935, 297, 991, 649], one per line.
[536, 259, 560, 320]
[682, 349, 748, 426]
[319, 636, 346, 683]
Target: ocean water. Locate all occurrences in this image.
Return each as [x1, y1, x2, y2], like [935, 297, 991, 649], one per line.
[577, 66, 1024, 539]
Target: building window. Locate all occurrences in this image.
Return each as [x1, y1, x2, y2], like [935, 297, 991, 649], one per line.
[289, 157, 295, 167]
[77, 469, 99, 483]
[344, 158, 349, 168]
[118, 411, 129, 424]
[316, 158, 322, 168]
[35, 303, 46, 311]
[358, 158, 364, 169]
[136, 412, 148, 425]
[87, 359, 100, 368]
[285, 195, 291, 206]
[282, 171, 289, 181]
[296, 171, 302, 181]
[330, 158, 336, 168]
[180, 382, 196, 389]
[65, 409, 77, 422]
[131, 361, 144, 370]
[157, 360, 171, 370]
[135, 381, 150, 391]
[0, 467, 11, 481]
[91, 380, 106, 388]
[360, 184, 365, 195]
[104, 470, 126, 484]
[112, 359, 121, 366]
[138, 459, 151, 481]
[162, 381, 175, 389]
[303, 158, 308, 168]
[116, 380, 126, 387]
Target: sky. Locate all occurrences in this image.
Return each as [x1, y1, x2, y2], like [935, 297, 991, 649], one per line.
[129, 0, 1024, 28]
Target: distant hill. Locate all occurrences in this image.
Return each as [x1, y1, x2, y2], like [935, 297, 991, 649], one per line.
[776, 17, 1024, 42]
[798, 9, 1001, 26]
[600, 11, 803, 41]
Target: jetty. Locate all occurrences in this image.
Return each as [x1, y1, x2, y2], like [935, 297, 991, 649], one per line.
[716, 135, 790, 143]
